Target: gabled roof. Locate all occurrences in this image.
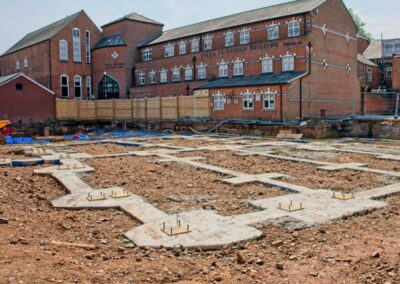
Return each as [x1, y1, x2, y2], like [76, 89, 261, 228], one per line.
[92, 34, 127, 50]
[357, 54, 378, 67]
[146, 0, 327, 46]
[102, 12, 163, 28]
[194, 72, 306, 90]
[364, 40, 382, 60]
[0, 73, 55, 94]
[2, 11, 84, 56]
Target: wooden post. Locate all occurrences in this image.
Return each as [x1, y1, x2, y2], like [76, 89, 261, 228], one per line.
[131, 98, 134, 121]
[160, 97, 163, 120]
[176, 96, 180, 120]
[145, 97, 148, 120]
[76, 99, 80, 120]
[94, 100, 98, 120]
[112, 99, 116, 120]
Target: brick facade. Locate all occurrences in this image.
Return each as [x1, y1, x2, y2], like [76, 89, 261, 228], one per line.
[0, 74, 55, 123]
[392, 56, 400, 90]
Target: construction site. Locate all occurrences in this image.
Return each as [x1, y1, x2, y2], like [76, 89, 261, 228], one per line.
[1, 129, 400, 283]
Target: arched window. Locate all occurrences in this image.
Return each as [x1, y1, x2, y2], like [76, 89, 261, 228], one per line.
[233, 59, 244, 76]
[60, 75, 69, 97]
[98, 75, 120, 100]
[85, 30, 91, 63]
[74, 75, 82, 98]
[172, 67, 180, 82]
[261, 56, 273, 73]
[59, 40, 68, 61]
[204, 35, 213, 50]
[198, 64, 207, 79]
[86, 76, 91, 98]
[72, 28, 81, 62]
[16, 59, 20, 71]
[282, 54, 295, 71]
[184, 65, 193, 81]
[160, 69, 168, 83]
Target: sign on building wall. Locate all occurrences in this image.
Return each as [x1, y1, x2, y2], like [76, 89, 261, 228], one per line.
[194, 90, 209, 97]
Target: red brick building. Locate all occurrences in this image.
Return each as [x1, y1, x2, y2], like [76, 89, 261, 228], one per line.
[0, 10, 101, 99]
[120, 0, 361, 120]
[0, 73, 55, 123]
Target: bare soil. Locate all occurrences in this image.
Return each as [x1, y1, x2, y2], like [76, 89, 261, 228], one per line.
[72, 144, 139, 155]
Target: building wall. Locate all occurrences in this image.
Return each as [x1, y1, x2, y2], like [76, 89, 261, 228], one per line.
[358, 37, 370, 54]
[0, 41, 51, 89]
[0, 76, 55, 123]
[392, 56, 400, 90]
[358, 62, 380, 91]
[92, 20, 163, 99]
[50, 11, 101, 99]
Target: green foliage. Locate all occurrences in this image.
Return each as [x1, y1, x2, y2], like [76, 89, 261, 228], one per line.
[348, 8, 373, 40]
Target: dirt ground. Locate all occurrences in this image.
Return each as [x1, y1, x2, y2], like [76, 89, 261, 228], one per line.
[1, 140, 400, 283]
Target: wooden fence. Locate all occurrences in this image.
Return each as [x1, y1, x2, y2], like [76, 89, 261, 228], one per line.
[56, 96, 211, 121]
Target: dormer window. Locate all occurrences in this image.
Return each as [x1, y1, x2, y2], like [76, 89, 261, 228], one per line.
[225, 31, 234, 47]
[288, 20, 300, 37]
[179, 41, 186, 55]
[240, 29, 250, 45]
[143, 49, 152, 61]
[218, 61, 228, 77]
[165, 44, 175, 57]
[204, 35, 213, 50]
[282, 53, 295, 71]
[268, 24, 279, 40]
[191, 38, 199, 53]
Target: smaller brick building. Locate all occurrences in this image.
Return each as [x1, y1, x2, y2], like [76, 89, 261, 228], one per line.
[0, 73, 55, 123]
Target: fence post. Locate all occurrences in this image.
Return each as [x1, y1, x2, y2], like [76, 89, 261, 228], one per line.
[159, 97, 163, 120]
[94, 100, 98, 120]
[176, 96, 180, 120]
[145, 97, 148, 120]
[395, 93, 399, 119]
[131, 98, 134, 121]
[360, 91, 365, 116]
[112, 99, 116, 120]
[76, 99, 80, 120]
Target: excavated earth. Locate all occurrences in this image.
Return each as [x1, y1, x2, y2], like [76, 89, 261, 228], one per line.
[1, 141, 400, 283]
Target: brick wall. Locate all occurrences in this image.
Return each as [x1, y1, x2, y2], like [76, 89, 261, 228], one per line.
[0, 75, 55, 123]
[392, 56, 400, 90]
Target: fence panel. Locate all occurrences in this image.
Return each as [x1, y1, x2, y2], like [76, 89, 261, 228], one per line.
[134, 99, 146, 119]
[162, 97, 178, 120]
[96, 100, 114, 120]
[115, 100, 132, 120]
[56, 100, 78, 120]
[147, 98, 161, 119]
[179, 96, 194, 117]
[78, 100, 96, 120]
[193, 96, 210, 117]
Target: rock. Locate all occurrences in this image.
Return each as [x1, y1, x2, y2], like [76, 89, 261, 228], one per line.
[9, 236, 19, 245]
[214, 275, 223, 282]
[309, 271, 319, 277]
[124, 243, 135, 249]
[236, 252, 246, 264]
[272, 240, 284, 247]
[255, 259, 265, 265]
[0, 217, 9, 224]
[371, 251, 381, 258]
[275, 263, 284, 270]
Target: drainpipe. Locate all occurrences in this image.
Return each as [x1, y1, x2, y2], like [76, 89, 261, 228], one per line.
[299, 41, 313, 120]
[280, 84, 283, 121]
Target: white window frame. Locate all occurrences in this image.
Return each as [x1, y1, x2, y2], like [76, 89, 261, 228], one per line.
[184, 66, 193, 81]
[204, 36, 212, 50]
[261, 57, 273, 73]
[74, 75, 82, 98]
[366, 68, 373, 83]
[288, 20, 300, 38]
[143, 49, 152, 61]
[225, 31, 234, 47]
[214, 93, 225, 110]
[72, 28, 81, 62]
[23, 57, 28, 68]
[139, 73, 146, 86]
[219, 62, 228, 78]
[59, 39, 68, 61]
[242, 93, 254, 110]
[85, 30, 91, 63]
[198, 65, 207, 79]
[86, 76, 91, 98]
[16, 59, 20, 71]
[60, 75, 69, 97]
[191, 38, 200, 53]
[165, 44, 175, 58]
[149, 71, 157, 84]
[268, 25, 279, 41]
[386, 66, 393, 78]
[172, 68, 180, 82]
[240, 29, 250, 45]
[233, 60, 244, 76]
[263, 92, 276, 110]
[282, 55, 295, 72]
[160, 69, 168, 83]
[179, 41, 186, 55]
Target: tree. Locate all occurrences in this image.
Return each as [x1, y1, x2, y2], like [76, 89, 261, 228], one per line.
[348, 8, 373, 40]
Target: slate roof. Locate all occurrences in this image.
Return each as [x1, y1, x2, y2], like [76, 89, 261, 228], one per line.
[357, 54, 378, 67]
[146, 0, 327, 46]
[2, 11, 83, 56]
[0, 73, 20, 85]
[363, 40, 382, 60]
[92, 34, 127, 50]
[194, 72, 306, 90]
[102, 12, 163, 28]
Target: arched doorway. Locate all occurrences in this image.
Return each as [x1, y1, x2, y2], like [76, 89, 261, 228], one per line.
[98, 75, 120, 100]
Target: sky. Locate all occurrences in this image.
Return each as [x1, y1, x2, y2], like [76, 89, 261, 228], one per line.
[0, 0, 399, 54]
